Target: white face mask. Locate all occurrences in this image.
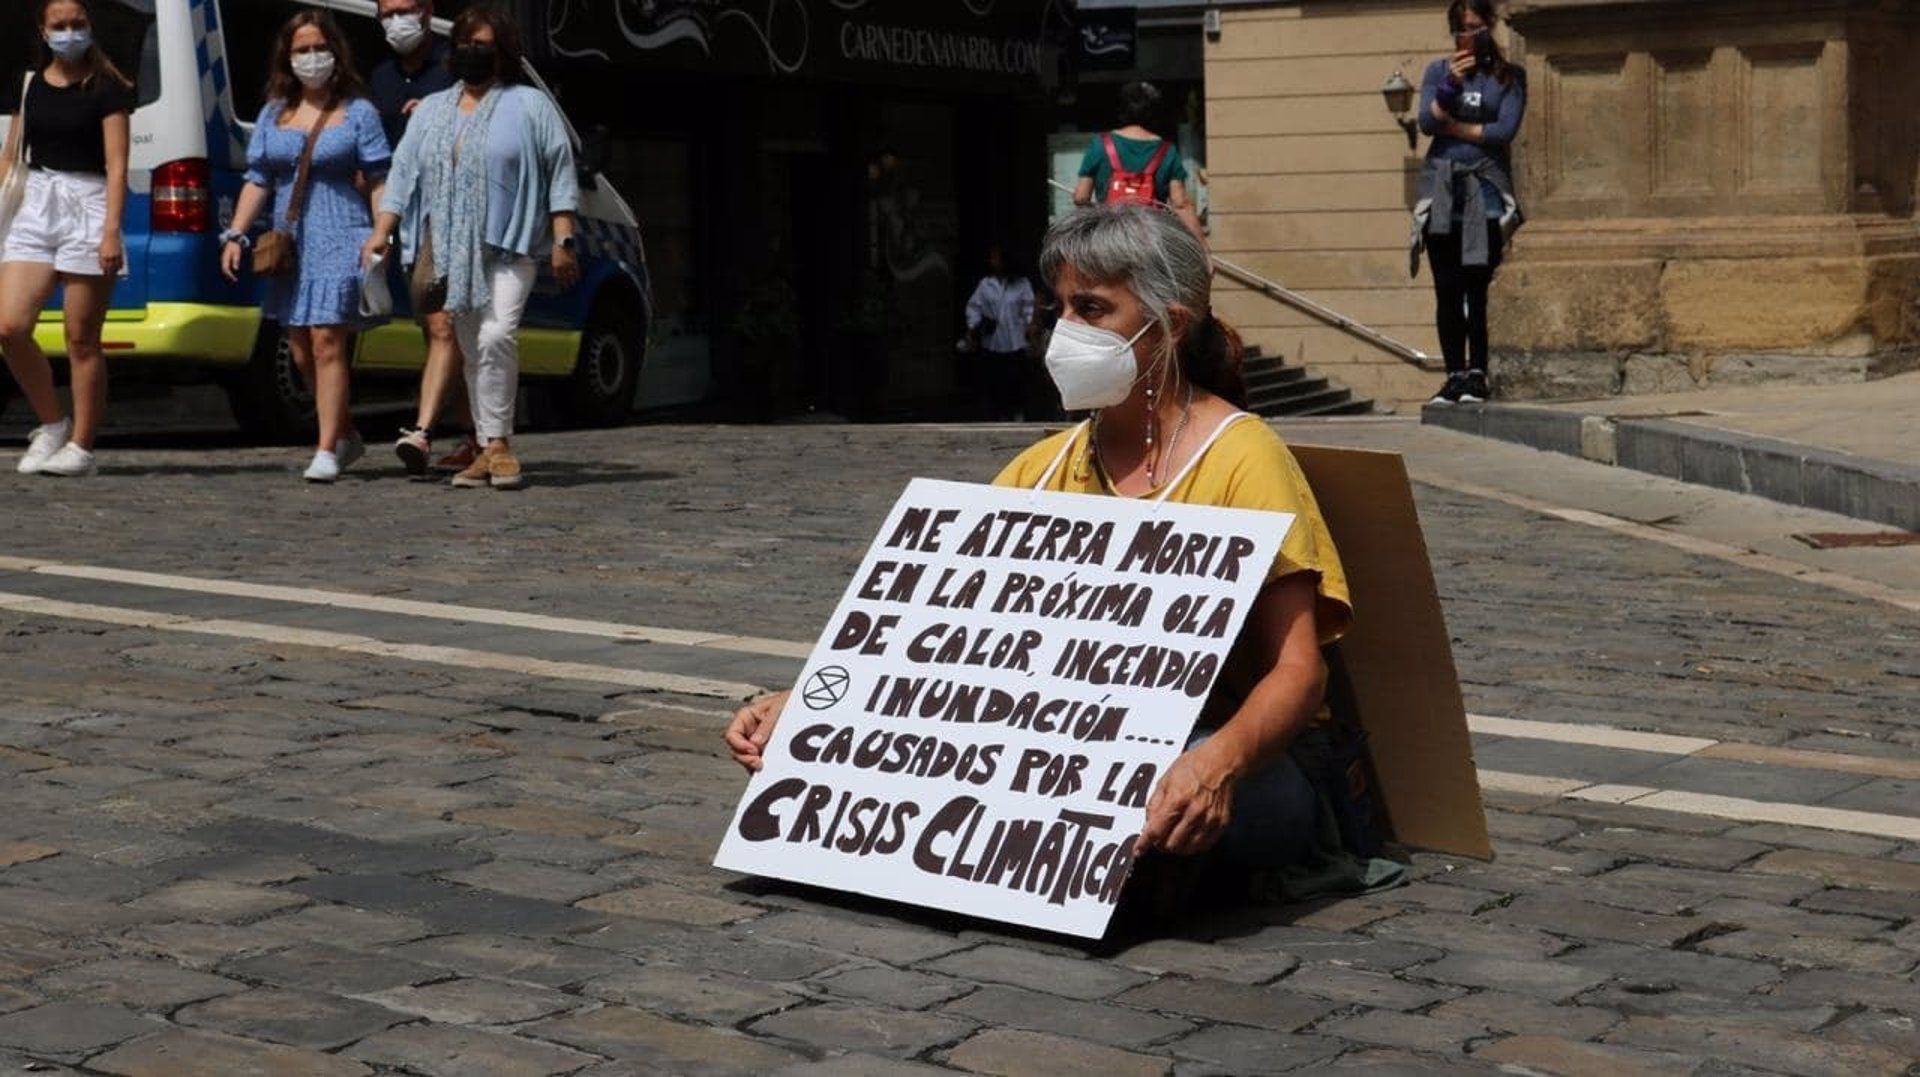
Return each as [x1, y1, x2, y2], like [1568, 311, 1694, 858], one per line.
[383, 14, 426, 54]
[291, 50, 336, 89]
[1045, 318, 1153, 411]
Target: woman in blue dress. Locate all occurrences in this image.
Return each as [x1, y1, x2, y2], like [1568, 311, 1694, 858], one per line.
[219, 11, 390, 483]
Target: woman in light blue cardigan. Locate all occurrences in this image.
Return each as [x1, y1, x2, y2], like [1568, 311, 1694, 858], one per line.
[363, 6, 577, 490]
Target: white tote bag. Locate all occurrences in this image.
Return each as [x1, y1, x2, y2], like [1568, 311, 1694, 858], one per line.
[358, 246, 393, 320]
[0, 73, 32, 249]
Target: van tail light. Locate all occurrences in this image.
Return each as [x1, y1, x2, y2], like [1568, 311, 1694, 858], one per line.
[152, 158, 212, 233]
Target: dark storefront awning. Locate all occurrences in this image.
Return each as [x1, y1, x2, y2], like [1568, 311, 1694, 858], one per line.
[1073, 0, 1297, 8]
[539, 0, 1067, 93]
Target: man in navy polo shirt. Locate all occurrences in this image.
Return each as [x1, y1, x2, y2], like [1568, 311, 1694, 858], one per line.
[369, 0, 452, 164]
[369, 0, 476, 477]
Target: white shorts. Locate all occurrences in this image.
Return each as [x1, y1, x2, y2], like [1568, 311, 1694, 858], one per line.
[2, 169, 111, 277]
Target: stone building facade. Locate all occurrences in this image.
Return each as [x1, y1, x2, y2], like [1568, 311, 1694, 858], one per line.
[1494, 0, 1920, 398]
[1201, 1, 1456, 408]
[1194, 0, 1920, 406]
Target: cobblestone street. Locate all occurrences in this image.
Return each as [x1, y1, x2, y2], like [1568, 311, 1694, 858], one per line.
[0, 419, 1913, 1075]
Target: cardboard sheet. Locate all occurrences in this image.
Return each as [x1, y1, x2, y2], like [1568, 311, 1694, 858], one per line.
[1293, 445, 1491, 860]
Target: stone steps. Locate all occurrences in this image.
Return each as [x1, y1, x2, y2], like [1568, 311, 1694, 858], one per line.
[1243, 347, 1374, 418]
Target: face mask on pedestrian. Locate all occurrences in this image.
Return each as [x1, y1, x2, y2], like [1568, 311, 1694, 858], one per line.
[451, 43, 496, 84]
[1045, 318, 1154, 411]
[382, 13, 426, 54]
[291, 50, 336, 89]
[44, 28, 93, 62]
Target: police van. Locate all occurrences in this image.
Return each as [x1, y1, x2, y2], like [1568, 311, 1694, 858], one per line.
[3, 0, 653, 436]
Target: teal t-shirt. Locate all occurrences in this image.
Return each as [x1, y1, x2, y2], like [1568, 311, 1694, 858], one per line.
[1079, 132, 1185, 204]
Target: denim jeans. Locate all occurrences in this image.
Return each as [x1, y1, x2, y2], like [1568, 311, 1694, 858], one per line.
[1185, 730, 1320, 869]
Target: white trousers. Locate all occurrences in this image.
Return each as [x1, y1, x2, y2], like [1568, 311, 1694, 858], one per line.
[453, 255, 536, 441]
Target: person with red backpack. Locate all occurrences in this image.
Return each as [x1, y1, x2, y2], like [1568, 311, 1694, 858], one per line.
[1072, 81, 1205, 245]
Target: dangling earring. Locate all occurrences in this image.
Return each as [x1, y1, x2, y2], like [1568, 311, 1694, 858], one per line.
[1143, 336, 1176, 485]
[1143, 381, 1157, 485]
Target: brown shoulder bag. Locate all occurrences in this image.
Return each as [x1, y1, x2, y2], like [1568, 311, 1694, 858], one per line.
[253, 106, 331, 278]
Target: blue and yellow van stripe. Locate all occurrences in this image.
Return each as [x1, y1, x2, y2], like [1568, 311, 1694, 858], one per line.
[33, 303, 261, 364]
[188, 0, 245, 163]
[33, 303, 575, 374]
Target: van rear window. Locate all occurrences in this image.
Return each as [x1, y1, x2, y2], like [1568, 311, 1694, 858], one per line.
[0, 0, 161, 112]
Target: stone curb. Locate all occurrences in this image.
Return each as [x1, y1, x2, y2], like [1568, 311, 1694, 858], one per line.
[1422, 403, 1920, 531]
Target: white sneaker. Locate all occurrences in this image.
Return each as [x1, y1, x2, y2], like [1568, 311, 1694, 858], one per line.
[303, 450, 340, 483]
[335, 429, 365, 471]
[16, 419, 71, 474]
[35, 442, 95, 478]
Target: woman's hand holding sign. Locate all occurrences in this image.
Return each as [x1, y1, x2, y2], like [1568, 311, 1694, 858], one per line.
[1138, 742, 1239, 855]
[1136, 574, 1326, 859]
[726, 690, 790, 772]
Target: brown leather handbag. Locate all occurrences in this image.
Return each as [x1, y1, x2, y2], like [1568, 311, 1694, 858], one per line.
[252, 107, 331, 278]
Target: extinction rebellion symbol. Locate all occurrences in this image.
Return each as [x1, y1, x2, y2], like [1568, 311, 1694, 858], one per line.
[801, 666, 852, 710]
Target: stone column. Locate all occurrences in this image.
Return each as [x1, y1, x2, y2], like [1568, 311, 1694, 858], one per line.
[1493, 0, 1920, 398]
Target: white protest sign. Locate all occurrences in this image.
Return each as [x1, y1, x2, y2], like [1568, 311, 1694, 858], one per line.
[715, 478, 1290, 938]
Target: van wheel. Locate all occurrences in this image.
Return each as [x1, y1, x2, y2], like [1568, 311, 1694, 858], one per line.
[223, 324, 314, 442]
[561, 302, 644, 427]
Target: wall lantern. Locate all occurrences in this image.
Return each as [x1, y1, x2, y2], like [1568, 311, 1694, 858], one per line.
[1381, 70, 1418, 150]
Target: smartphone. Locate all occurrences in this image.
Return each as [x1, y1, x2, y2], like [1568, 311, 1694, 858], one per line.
[1459, 28, 1496, 68]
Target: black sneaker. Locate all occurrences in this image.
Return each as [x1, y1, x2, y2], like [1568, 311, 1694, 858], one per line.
[1461, 371, 1490, 403]
[1428, 373, 1467, 406]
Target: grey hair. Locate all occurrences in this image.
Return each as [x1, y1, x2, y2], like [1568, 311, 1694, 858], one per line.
[1039, 204, 1249, 406]
[1039, 203, 1210, 368]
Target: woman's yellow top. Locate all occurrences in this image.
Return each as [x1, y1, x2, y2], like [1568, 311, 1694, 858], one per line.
[992, 415, 1352, 646]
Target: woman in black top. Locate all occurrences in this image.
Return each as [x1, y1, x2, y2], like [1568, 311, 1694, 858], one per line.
[0, 0, 133, 478]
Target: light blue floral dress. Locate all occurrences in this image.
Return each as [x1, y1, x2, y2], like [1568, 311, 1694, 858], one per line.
[245, 98, 391, 327]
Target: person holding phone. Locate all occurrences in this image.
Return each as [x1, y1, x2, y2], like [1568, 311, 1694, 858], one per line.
[1416, 0, 1525, 406]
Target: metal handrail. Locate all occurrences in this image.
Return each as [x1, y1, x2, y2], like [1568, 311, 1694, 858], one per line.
[1046, 180, 1431, 366]
[1209, 258, 1431, 366]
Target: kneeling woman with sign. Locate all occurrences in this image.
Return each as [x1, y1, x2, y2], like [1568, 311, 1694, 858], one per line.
[728, 202, 1353, 889]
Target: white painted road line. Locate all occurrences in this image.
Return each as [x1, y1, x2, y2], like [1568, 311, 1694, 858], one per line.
[1474, 770, 1591, 798]
[4, 587, 1917, 843]
[1565, 783, 1660, 805]
[1468, 714, 1717, 757]
[0, 591, 771, 702]
[1700, 741, 1920, 782]
[1478, 771, 1920, 842]
[5, 558, 1918, 783]
[1469, 715, 1920, 780]
[0, 558, 812, 658]
[1624, 789, 1920, 843]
